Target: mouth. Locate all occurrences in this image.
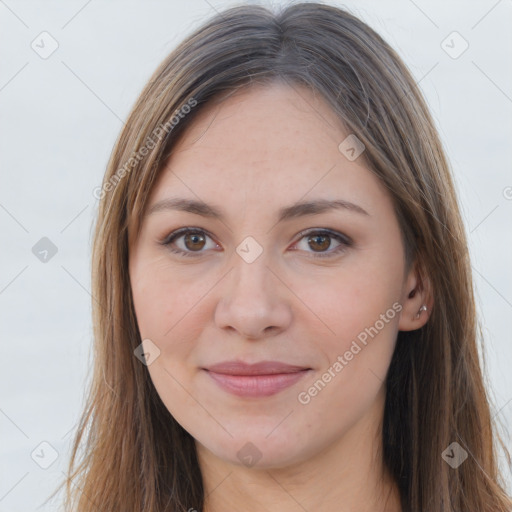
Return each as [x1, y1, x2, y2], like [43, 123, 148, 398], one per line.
[202, 360, 312, 397]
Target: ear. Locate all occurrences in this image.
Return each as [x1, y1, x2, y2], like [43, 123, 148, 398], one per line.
[398, 259, 434, 332]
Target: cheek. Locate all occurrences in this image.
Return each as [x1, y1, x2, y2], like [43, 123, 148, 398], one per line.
[295, 262, 395, 344]
[295, 279, 398, 436]
[294, 257, 400, 392]
[131, 273, 167, 339]
[131, 254, 196, 337]
[130, 263, 205, 423]
[130, 258, 215, 375]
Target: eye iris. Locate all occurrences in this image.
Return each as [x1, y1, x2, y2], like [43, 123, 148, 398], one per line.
[308, 234, 331, 252]
[184, 232, 206, 251]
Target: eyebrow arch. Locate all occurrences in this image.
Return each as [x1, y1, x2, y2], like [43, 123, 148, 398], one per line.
[146, 197, 370, 222]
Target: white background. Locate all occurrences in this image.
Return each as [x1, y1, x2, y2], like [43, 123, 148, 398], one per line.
[1, 0, 511, 510]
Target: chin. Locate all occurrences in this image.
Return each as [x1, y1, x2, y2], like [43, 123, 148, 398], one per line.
[196, 430, 312, 470]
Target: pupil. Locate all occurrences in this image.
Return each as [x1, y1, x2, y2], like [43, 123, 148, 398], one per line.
[310, 234, 330, 251]
[185, 232, 205, 250]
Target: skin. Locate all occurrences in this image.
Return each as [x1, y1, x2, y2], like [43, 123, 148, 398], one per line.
[129, 81, 433, 512]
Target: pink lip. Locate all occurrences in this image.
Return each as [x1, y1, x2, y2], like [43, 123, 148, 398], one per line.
[203, 360, 311, 397]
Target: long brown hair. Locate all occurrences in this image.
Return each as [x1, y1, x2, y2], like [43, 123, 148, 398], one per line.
[51, 3, 512, 511]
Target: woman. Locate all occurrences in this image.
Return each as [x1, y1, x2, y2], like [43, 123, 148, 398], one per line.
[54, 3, 512, 511]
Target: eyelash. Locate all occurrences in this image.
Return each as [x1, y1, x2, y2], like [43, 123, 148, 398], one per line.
[160, 227, 352, 259]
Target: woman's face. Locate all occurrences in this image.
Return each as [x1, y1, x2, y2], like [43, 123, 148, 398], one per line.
[129, 82, 417, 470]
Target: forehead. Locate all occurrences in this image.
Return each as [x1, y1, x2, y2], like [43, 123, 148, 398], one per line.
[148, 82, 390, 218]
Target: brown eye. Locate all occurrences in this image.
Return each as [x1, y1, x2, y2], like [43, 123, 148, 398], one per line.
[307, 233, 332, 252]
[183, 232, 206, 251]
[161, 228, 219, 258]
[293, 229, 352, 259]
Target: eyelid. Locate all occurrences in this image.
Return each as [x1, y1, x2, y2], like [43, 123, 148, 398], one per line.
[290, 228, 352, 259]
[161, 227, 217, 246]
[160, 227, 352, 258]
[160, 227, 221, 257]
[294, 227, 352, 246]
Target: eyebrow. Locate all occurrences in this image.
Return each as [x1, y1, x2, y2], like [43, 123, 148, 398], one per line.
[146, 197, 370, 222]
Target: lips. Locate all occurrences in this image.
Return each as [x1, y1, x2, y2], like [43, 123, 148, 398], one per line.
[204, 360, 311, 375]
[203, 360, 311, 397]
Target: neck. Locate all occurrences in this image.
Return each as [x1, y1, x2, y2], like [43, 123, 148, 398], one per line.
[197, 387, 402, 512]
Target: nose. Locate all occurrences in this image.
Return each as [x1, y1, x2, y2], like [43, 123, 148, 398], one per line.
[214, 250, 293, 340]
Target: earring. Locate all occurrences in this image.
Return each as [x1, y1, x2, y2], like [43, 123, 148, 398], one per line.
[414, 304, 427, 320]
